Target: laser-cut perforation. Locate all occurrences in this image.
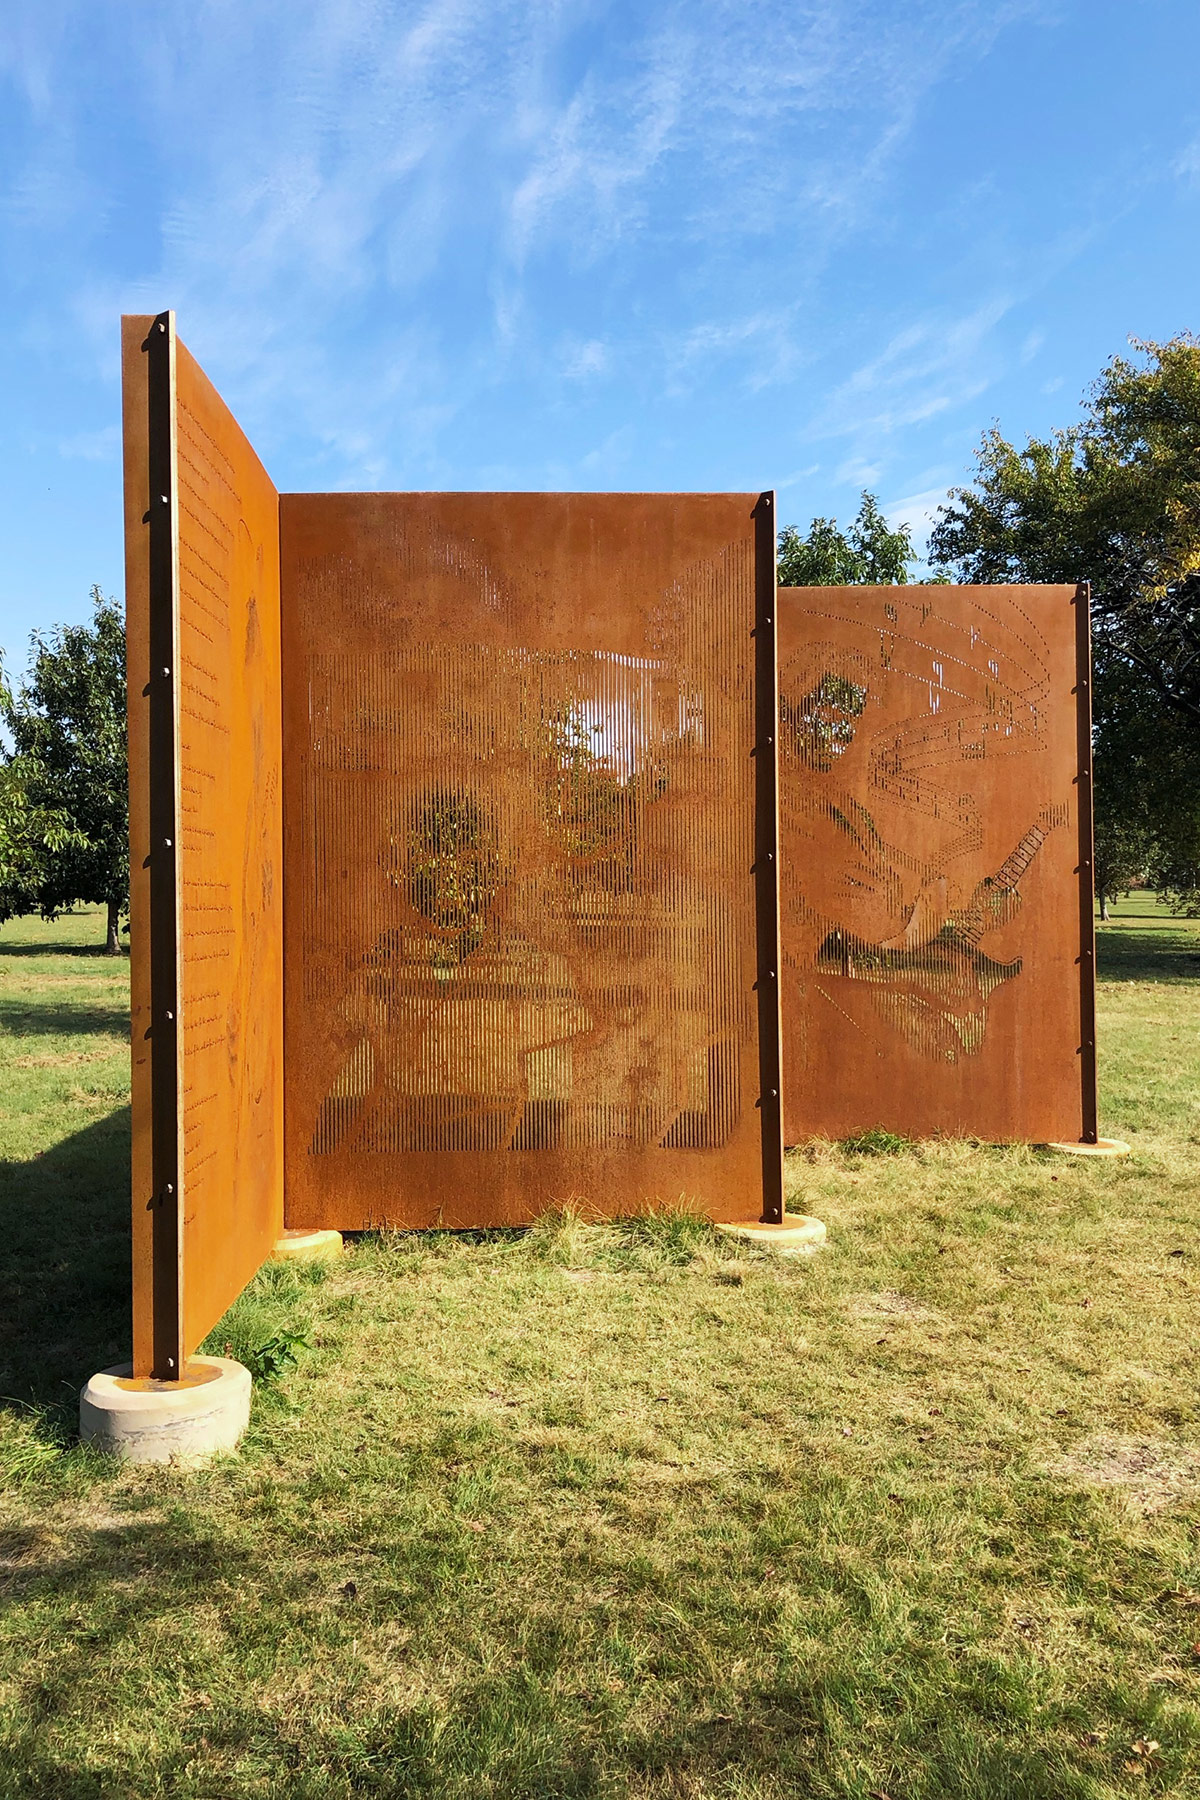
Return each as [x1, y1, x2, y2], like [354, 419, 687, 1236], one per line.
[281, 494, 766, 1229]
[778, 583, 1085, 1144]
[172, 344, 283, 1356]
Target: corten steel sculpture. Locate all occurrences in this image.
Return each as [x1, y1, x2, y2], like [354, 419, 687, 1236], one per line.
[776, 583, 1097, 1146]
[121, 312, 1097, 1384]
[122, 313, 783, 1379]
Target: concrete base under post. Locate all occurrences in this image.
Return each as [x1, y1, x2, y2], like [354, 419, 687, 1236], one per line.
[715, 1214, 827, 1256]
[79, 1357, 251, 1465]
[272, 1227, 344, 1263]
[1043, 1138, 1131, 1158]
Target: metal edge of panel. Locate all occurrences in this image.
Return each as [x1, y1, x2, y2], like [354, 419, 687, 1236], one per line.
[144, 311, 185, 1378]
[753, 492, 785, 1222]
[278, 495, 295, 1231]
[1073, 579, 1099, 1144]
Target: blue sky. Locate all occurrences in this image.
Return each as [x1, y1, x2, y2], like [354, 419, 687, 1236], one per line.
[1, 0, 1198, 675]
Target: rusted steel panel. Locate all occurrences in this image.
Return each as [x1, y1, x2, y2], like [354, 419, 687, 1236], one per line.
[122, 316, 283, 1374]
[777, 583, 1089, 1144]
[753, 496, 785, 1222]
[173, 340, 283, 1356]
[1074, 582, 1099, 1143]
[280, 492, 771, 1229]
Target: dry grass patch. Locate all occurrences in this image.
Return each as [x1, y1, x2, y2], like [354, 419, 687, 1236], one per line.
[1050, 1435, 1200, 1515]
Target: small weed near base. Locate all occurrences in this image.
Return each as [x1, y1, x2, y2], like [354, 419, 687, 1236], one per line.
[0, 901, 1197, 1797]
[838, 1125, 915, 1156]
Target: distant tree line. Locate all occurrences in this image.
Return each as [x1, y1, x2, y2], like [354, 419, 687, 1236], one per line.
[777, 491, 922, 587]
[778, 335, 1200, 918]
[0, 588, 128, 952]
[1, 337, 1196, 938]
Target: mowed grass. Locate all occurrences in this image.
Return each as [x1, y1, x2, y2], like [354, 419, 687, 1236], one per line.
[0, 903, 1198, 1798]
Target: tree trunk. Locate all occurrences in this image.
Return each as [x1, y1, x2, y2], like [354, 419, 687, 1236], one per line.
[1099, 893, 1110, 922]
[105, 899, 122, 956]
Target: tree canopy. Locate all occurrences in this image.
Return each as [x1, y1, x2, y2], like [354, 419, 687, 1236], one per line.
[929, 335, 1200, 914]
[778, 491, 916, 586]
[0, 587, 128, 950]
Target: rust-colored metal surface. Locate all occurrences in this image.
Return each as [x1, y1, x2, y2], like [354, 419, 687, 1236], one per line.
[123, 315, 178, 1377]
[280, 492, 772, 1228]
[753, 496, 785, 1221]
[123, 315, 284, 1375]
[777, 583, 1094, 1144]
[1073, 583, 1099, 1143]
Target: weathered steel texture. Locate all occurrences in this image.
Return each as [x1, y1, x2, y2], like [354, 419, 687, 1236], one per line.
[777, 583, 1086, 1144]
[753, 494, 785, 1222]
[280, 492, 772, 1229]
[1074, 581, 1099, 1142]
[123, 313, 183, 1378]
[122, 317, 284, 1375]
[173, 339, 284, 1356]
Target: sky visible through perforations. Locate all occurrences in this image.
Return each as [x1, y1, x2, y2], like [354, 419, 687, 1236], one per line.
[0, 0, 1197, 674]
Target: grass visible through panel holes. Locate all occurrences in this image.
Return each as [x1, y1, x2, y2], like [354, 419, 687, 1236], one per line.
[0, 900, 1197, 1797]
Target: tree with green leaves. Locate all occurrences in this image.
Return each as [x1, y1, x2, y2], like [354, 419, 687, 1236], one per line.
[0, 587, 128, 952]
[929, 335, 1200, 914]
[778, 490, 916, 586]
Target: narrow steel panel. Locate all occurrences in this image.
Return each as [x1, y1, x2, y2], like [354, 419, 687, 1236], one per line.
[123, 317, 283, 1374]
[1074, 581, 1099, 1143]
[281, 492, 771, 1229]
[123, 312, 183, 1378]
[777, 583, 1086, 1144]
[753, 494, 785, 1222]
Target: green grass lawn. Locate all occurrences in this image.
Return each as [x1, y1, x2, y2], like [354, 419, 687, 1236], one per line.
[0, 901, 1198, 1799]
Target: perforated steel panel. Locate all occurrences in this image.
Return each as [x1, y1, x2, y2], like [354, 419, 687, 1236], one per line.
[281, 493, 769, 1228]
[777, 583, 1092, 1144]
[123, 315, 283, 1375]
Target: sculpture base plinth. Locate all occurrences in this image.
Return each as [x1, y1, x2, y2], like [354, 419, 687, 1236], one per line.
[79, 1358, 251, 1465]
[1043, 1138, 1131, 1158]
[715, 1214, 827, 1256]
[273, 1228, 344, 1262]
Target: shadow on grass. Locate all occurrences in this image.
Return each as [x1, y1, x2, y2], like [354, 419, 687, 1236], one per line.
[0, 942, 126, 959]
[0, 998, 131, 1039]
[1096, 919, 1200, 984]
[0, 1513, 262, 1799]
[0, 1106, 130, 1434]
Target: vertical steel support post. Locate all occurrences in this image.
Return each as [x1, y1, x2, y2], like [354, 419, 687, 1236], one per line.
[754, 492, 785, 1221]
[1073, 579, 1099, 1144]
[144, 312, 185, 1377]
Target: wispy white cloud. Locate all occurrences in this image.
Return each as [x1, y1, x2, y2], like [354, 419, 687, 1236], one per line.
[883, 482, 952, 539]
[0, 0, 1059, 489]
[1174, 132, 1200, 183]
[835, 457, 884, 489]
[561, 338, 609, 381]
[875, 480, 957, 573]
[776, 464, 821, 491]
[57, 425, 120, 462]
[808, 298, 1011, 444]
[665, 308, 804, 394]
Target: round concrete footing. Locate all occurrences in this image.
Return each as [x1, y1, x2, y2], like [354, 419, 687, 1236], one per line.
[79, 1358, 251, 1465]
[272, 1227, 344, 1263]
[1043, 1138, 1131, 1158]
[714, 1214, 827, 1256]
